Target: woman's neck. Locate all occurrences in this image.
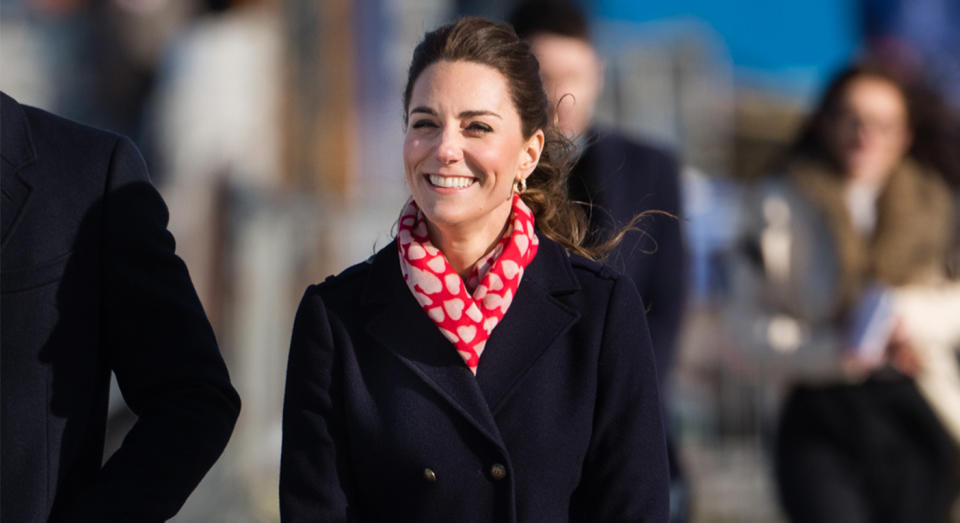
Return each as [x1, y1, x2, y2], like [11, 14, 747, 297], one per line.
[426, 205, 512, 280]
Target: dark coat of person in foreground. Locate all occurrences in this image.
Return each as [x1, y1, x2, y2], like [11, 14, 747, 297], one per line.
[0, 92, 241, 523]
[280, 234, 669, 523]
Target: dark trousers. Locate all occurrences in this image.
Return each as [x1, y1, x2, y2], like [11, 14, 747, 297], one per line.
[776, 374, 960, 523]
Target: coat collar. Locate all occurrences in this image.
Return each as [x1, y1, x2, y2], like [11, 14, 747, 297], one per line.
[362, 233, 581, 448]
[1, 92, 37, 248]
[786, 156, 954, 311]
[568, 126, 628, 219]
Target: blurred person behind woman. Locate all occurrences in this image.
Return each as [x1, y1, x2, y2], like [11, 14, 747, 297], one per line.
[508, 3, 690, 520]
[278, 17, 669, 523]
[738, 63, 960, 523]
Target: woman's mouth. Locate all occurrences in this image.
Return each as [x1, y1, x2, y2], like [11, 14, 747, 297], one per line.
[427, 174, 476, 189]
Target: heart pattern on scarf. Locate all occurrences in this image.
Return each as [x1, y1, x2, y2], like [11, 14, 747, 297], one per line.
[398, 194, 539, 373]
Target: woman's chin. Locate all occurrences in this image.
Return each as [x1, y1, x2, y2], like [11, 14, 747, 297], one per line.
[413, 189, 513, 237]
[417, 202, 472, 230]
[846, 161, 898, 183]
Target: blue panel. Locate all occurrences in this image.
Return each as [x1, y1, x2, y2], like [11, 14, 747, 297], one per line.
[591, 0, 862, 95]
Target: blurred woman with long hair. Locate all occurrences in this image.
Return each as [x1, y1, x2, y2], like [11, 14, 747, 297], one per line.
[744, 63, 960, 523]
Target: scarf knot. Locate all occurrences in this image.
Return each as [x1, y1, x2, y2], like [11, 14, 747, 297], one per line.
[397, 194, 539, 373]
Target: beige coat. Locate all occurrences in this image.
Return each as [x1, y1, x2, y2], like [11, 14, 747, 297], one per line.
[784, 157, 960, 443]
[786, 157, 955, 316]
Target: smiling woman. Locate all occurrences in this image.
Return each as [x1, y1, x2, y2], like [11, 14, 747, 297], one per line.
[279, 17, 669, 523]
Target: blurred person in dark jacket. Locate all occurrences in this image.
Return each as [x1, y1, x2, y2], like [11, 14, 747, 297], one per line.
[733, 65, 960, 523]
[509, 0, 687, 390]
[509, 2, 689, 520]
[0, 91, 241, 523]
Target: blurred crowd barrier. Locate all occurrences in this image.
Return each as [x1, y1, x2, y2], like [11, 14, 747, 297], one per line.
[3, 0, 958, 521]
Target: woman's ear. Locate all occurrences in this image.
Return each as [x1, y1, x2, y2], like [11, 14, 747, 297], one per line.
[518, 129, 545, 180]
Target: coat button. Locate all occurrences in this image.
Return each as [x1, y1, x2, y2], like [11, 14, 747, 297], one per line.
[489, 463, 507, 481]
[423, 468, 437, 483]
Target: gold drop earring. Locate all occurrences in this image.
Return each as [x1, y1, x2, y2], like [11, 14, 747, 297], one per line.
[513, 177, 527, 194]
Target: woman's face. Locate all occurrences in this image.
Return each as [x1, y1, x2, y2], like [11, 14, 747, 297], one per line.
[824, 75, 911, 183]
[403, 60, 543, 235]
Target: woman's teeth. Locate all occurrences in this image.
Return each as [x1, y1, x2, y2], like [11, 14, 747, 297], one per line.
[428, 174, 475, 189]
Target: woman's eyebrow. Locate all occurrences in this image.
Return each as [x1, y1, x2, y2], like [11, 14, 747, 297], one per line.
[408, 107, 502, 120]
[409, 106, 436, 116]
[459, 110, 502, 119]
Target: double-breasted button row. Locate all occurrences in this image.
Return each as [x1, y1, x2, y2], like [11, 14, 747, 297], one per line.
[422, 464, 506, 483]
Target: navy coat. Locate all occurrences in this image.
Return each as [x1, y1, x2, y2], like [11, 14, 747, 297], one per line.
[280, 234, 669, 522]
[0, 92, 240, 522]
[569, 128, 687, 380]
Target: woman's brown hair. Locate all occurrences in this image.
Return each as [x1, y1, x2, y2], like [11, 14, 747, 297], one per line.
[402, 17, 608, 259]
[785, 64, 906, 164]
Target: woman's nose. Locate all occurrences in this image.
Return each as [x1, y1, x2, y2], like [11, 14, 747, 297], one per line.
[435, 128, 463, 164]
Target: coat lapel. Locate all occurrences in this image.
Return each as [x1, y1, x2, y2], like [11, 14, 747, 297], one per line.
[1, 92, 37, 249]
[362, 235, 583, 443]
[475, 236, 581, 413]
[363, 243, 507, 450]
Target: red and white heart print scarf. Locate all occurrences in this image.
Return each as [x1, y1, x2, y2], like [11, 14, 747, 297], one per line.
[397, 194, 539, 374]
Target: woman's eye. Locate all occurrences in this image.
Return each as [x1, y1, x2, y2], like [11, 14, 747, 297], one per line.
[467, 122, 493, 133]
[411, 119, 437, 129]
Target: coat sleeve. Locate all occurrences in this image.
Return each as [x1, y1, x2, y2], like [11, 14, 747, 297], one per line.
[60, 137, 241, 521]
[570, 275, 670, 523]
[280, 287, 353, 522]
